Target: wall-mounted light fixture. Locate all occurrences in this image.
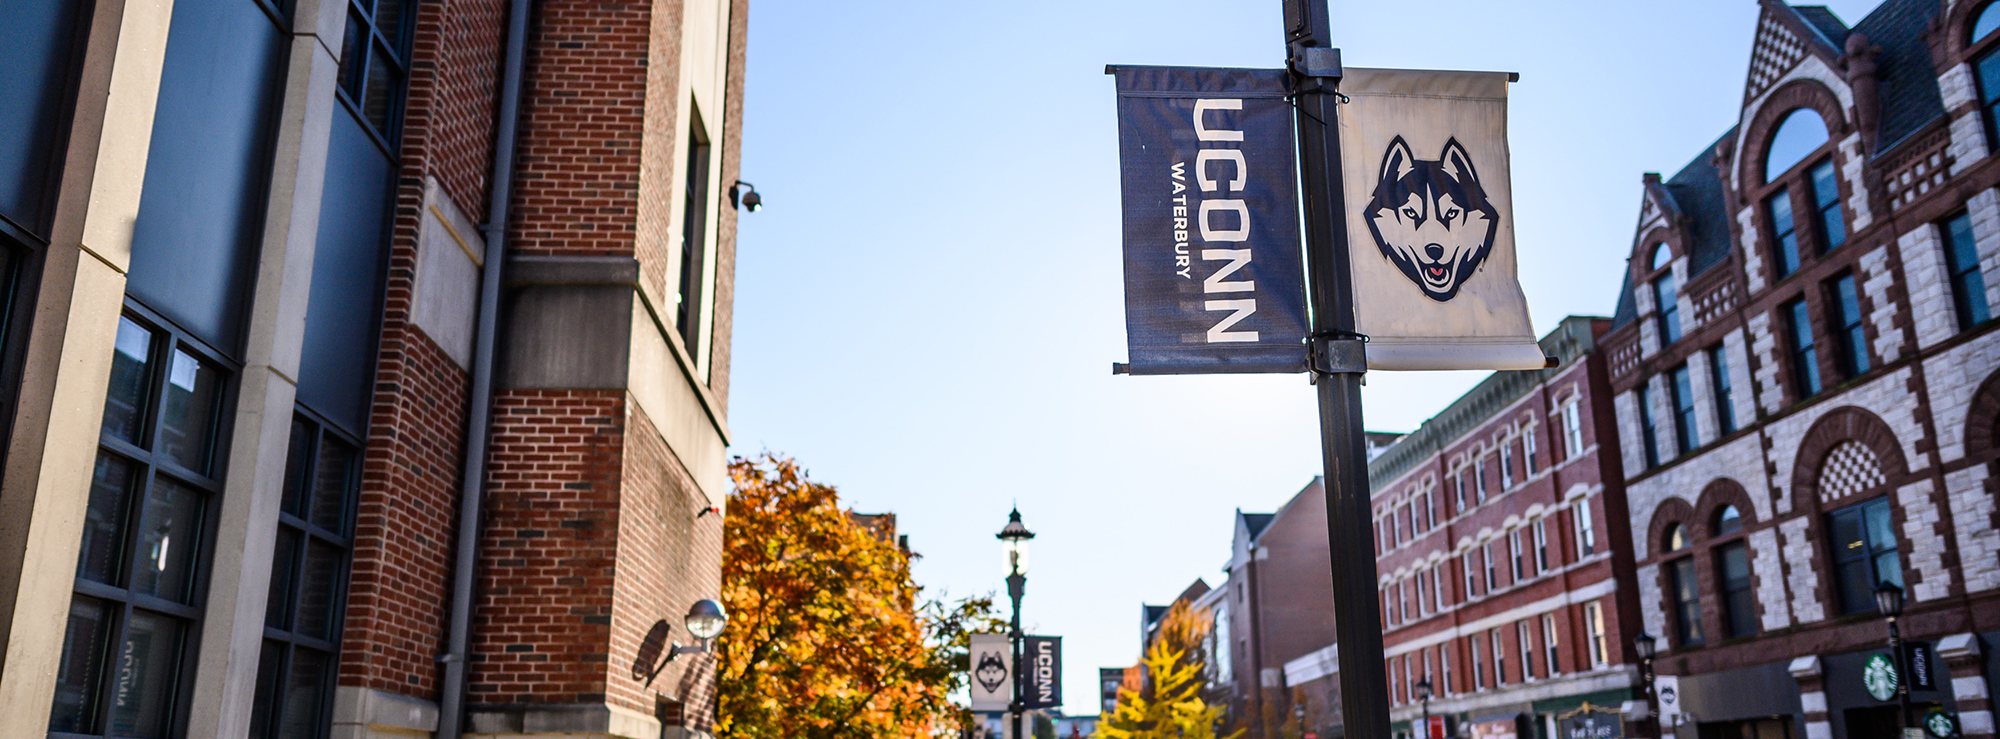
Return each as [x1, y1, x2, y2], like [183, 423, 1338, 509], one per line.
[729, 181, 761, 212]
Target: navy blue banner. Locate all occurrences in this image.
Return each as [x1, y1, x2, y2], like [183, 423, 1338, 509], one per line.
[1114, 66, 1306, 374]
[1023, 635, 1062, 709]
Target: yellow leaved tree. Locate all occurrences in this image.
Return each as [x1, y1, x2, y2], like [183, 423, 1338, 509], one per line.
[1097, 602, 1242, 739]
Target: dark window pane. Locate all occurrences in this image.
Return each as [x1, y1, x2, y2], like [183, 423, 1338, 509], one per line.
[1833, 275, 1869, 376]
[1813, 160, 1845, 249]
[1672, 365, 1696, 454]
[129, 476, 205, 604]
[372, 0, 407, 51]
[1770, 190, 1800, 276]
[1788, 300, 1821, 396]
[1865, 497, 1896, 552]
[103, 317, 154, 444]
[49, 597, 111, 732]
[1719, 542, 1757, 637]
[157, 348, 222, 474]
[1981, 50, 2000, 105]
[1672, 557, 1703, 647]
[249, 641, 283, 739]
[297, 539, 343, 641]
[78, 453, 138, 584]
[338, 11, 365, 103]
[1831, 508, 1866, 559]
[361, 40, 399, 133]
[283, 419, 312, 518]
[107, 611, 184, 738]
[1710, 346, 1736, 434]
[266, 527, 300, 630]
[1945, 212, 1992, 329]
[279, 648, 329, 739]
[1876, 551, 1905, 590]
[311, 435, 356, 534]
[1655, 273, 1681, 344]
[1837, 557, 1874, 614]
[1638, 383, 1660, 468]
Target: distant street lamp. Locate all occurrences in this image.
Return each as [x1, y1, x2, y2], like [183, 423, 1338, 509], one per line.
[1634, 633, 1658, 738]
[1416, 678, 1434, 739]
[1877, 581, 1913, 733]
[998, 509, 1036, 739]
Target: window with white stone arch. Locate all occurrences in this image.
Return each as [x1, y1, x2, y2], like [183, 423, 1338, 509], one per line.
[1562, 400, 1585, 460]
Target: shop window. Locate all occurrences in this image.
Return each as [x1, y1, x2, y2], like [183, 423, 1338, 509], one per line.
[1785, 299, 1822, 397]
[1828, 273, 1869, 378]
[1829, 497, 1903, 615]
[51, 310, 232, 737]
[1709, 344, 1737, 435]
[1942, 212, 1992, 330]
[247, 415, 359, 739]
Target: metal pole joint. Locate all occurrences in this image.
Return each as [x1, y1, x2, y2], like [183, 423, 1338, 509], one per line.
[1310, 336, 1367, 375]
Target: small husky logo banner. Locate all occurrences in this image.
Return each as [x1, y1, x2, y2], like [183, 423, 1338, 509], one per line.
[1111, 65, 1308, 374]
[1340, 68, 1545, 371]
[968, 633, 1011, 711]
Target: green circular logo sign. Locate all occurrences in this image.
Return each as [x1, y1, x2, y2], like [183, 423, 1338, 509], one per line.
[1863, 653, 1899, 702]
[1927, 710, 1958, 738]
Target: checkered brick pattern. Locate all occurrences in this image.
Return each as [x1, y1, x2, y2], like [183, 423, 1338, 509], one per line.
[1818, 441, 1888, 502]
[1746, 11, 1807, 104]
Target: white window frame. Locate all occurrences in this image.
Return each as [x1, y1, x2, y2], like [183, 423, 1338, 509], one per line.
[1464, 553, 1479, 598]
[1476, 456, 1489, 502]
[1484, 542, 1498, 592]
[1509, 530, 1525, 582]
[1563, 402, 1584, 459]
[1542, 613, 1561, 676]
[1491, 627, 1507, 685]
[1523, 426, 1539, 475]
[1533, 519, 1550, 573]
[1431, 564, 1445, 611]
[1471, 634, 1486, 689]
[1424, 488, 1437, 530]
[1455, 467, 1469, 512]
[1443, 642, 1456, 695]
[1576, 496, 1598, 558]
[1501, 441, 1516, 488]
[1519, 620, 1536, 681]
[1586, 600, 1608, 667]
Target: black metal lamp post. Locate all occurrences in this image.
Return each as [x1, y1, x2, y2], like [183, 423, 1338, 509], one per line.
[1633, 633, 1659, 738]
[998, 509, 1036, 739]
[1416, 678, 1433, 739]
[1877, 581, 1912, 734]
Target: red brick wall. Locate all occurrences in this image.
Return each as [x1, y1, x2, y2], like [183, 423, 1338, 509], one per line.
[611, 401, 724, 725]
[471, 389, 627, 704]
[511, 0, 651, 259]
[341, 0, 504, 695]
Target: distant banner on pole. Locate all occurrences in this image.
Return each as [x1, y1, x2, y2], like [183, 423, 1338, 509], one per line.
[1023, 636, 1062, 709]
[1338, 68, 1544, 371]
[969, 634, 1010, 711]
[1113, 65, 1307, 374]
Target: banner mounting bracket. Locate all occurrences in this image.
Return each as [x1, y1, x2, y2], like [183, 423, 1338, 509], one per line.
[1310, 335, 1367, 375]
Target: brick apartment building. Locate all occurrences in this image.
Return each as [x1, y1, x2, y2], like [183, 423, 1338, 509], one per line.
[1602, 0, 2000, 737]
[1222, 481, 1341, 738]
[0, 1, 747, 738]
[1333, 316, 1645, 739]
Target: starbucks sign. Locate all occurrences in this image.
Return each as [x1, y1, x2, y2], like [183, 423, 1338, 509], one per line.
[1864, 653, 1900, 702]
[1926, 710, 1958, 738]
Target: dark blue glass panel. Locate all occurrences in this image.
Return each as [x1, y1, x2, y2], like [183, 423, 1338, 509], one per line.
[295, 113, 392, 435]
[0, 0, 87, 234]
[1789, 300, 1821, 396]
[127, 0, 288, 354]
[1946, 213, 1992, 328]
[1769, 190, 1800, 277]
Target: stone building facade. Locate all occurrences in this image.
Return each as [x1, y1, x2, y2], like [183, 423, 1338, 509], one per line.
[0, 1, 747, 739]
[1605, 1, 2000, 738]
[1340, 317, 1645, 739]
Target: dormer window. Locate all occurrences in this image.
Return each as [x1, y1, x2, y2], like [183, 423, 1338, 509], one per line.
[1651, 244, 1681, 344]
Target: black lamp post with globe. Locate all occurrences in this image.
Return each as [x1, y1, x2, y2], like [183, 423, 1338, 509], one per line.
[1634, 633, 1659, 738]
[998, 510, 1036, 739]
[1877, 581, 1913, 734]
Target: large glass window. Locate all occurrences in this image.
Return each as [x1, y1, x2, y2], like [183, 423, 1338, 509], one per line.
[1769, 190, 1802, 278]
[1829, 273, 1869, 378]
[1943, 212, 1992, 330]
[1718, 541, 1757, 638]
[1785, 299, 1822, 397]
[1810, 160, 1845, 251]
[248, 416, 359, 739]
[1670, 364, 1697, 455]
[1638, 383, 1661, 468]
[1829, 497, 1904, 615]
[1766, 109, 1830, 182]
[1654, 270, 1682, 344]
[335, 0, 414, 141]
[1709, 344, 1737, 435]
[676, 107, 713, 356]
[52, 311, 231, 737]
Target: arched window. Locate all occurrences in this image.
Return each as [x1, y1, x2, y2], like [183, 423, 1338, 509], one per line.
[1651, 243, 1672, 271]
[1663, 523, 1702, 646]
[1665, 523, 1689, 552]
[1977, 1, 2000, 45]
[1714, 505, 1742, 535]
[1765, 109, 1829, 182]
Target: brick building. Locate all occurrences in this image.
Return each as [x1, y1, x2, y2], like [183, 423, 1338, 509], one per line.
[1222, 481, 1341, 738]
[1344, 316, 1644, 739]
[1603, 1, 2000, 737]
[0, 1, 747, 739]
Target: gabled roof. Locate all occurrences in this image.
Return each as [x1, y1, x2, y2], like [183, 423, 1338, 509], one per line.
[1853, 0, 1947, 152]
[1241, 512, 1275, 541]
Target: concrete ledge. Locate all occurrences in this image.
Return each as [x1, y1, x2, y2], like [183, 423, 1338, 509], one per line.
[466, 703, 660, 739]
[507, 255, 641, 287]
[331, 687, 440, 739]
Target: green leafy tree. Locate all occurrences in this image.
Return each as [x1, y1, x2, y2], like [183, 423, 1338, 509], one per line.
[1097, 602, 1242, 739]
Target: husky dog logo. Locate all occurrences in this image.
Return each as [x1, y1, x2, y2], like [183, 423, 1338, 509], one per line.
[1364, 136, 1499, 302]
[975, 651, 1008, 695]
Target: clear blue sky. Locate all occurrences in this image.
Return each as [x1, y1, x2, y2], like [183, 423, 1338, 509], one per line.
[729, 0, 1883, 712]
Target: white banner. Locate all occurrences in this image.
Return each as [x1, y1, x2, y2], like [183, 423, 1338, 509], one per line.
[1339, 68, 1544, 371]
[1655, 674, 1680, 727]
[969, 633, 1012, 711]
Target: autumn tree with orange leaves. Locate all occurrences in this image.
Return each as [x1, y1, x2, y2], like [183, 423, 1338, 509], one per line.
[717, 454, 1003, 739]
